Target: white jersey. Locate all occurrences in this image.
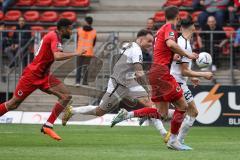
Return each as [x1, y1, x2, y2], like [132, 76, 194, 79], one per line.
[170, 35, 192, 84]
[111, 42, 143, 87]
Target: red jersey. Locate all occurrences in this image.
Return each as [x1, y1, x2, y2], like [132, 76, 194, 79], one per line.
[153, 23, 178, 68]
[27, 31, 63, 77]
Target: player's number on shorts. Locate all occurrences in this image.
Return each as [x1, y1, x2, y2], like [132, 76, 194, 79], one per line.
[34, 40, 43, 57]
[184, 90, 193, 101]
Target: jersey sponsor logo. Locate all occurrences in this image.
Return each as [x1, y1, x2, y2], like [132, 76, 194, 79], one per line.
[57, 43, 63, 51]
[195, 84, 224, 124]
[176, 86, 181, 92]
[169, 32, 175, 37]
[17, 90, 23, 97]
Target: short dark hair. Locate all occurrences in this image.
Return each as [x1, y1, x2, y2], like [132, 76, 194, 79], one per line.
[180, 16, 194, 28]
[164, 5, 179, 20]
[137, 29, 153, 38]
[85, 16, 93, 25]
[57, 18, 72, 30]
[148, 17, 154, 21]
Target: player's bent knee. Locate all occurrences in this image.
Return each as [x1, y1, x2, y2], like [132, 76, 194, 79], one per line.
[95, 107, 106, 116]
[61, 94, 72, 102]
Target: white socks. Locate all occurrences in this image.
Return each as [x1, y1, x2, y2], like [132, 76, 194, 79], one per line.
[150, 118, 167, 137]
[169, 134, 177, 143]
[177, 115, 196, 143]
[126, 111, 134, 119]
[72, 105, 97, 116]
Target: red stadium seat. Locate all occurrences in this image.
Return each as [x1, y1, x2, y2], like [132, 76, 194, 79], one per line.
[16, 0, 36, 6]
[191, 11, 202, 22]
[48, 26, 57, 31]
[182, 0, 192, 7]
[40, 11, 58, 22]
[223, 26, 236, 38]
[0, 11, 4, 21]
[35, 0, 52, 6]
[7, 26, 17, 37]
[70, 0, 90, 7]
[59, 11, 77, 22]
[154, 11, 165, 22]
[31, 26, 45, 37]
[24, 11, 40, 22]
[179, 11, 189, 19]
[52, 0, 70, 6]
[164, 0, 182, 6]
[4, 10, 22, 21]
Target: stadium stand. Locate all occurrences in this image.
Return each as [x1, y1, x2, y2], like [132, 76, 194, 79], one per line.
[179, 11, 189, 19]
[10, 0, 90, 11]
[35, 0, 53, 6]
[47, 26, 57, 31]
[24, 11, 40, 22]
[39, 11, 58, 22]
[16, 0, 36, 6]
[52, 0, 71, 7]
[70, 0, 90, 7]
[60, 11, 77, 22]
[163, 0, 182, 7]
[153, 11, 165, 22]
[4, 10, 22, 21]
[30, 26, 45, 37]
[191, 11, 202, 22]
[182, 0, 192, 7]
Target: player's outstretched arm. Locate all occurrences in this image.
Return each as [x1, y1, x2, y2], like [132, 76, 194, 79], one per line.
[53, 50, 86, 61]
[180, 63, 213, 80]
[166, 39, 198, 60]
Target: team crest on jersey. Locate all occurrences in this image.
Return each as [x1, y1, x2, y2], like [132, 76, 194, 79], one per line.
[17, 90, 23, 96]
[169, 32, 175, 37]
[176, 86, 181, 92]
[57, 43, 63, 51]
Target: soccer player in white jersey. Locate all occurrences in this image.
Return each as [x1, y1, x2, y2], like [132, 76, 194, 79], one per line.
[61, 29, 154, 125]
[111, 17, 213, 150]
[168, 17, 213, 148]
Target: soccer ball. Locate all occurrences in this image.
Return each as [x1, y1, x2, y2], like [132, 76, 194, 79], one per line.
[196, 52, 212, 68]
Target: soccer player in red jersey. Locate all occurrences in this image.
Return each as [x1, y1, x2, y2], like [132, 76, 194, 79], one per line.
[0, 18, 86, 141]
[136, 6, 198, 150]
[111, 6, 198, 150]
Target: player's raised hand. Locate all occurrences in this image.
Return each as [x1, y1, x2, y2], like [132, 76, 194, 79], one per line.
[187, 52, 198, 60]
[173, 54, 181, 61]
[203, 72, 213, 80]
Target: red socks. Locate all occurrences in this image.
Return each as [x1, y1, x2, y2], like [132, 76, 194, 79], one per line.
[47, 103, 65, 125]
[133, 107, 161, 119]
[171, 109, 185, 134]
[0, 103, 8, 116]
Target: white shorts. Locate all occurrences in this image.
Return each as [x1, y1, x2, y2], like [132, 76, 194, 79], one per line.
[99, 78, 147, 112]
[178, 83, 194, 103]
[106, 78, 147, 99]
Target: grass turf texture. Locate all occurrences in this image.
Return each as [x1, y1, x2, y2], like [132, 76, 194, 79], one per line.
[0, 124, 239, 160]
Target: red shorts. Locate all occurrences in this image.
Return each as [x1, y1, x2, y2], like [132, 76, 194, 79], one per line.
[148, 67, 183, 102]
[14, 68, 61, 100]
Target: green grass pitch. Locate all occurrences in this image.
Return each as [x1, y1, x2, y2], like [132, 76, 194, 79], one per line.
[0, 124, 239, 160]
